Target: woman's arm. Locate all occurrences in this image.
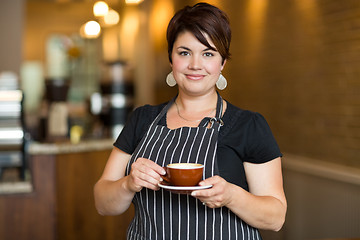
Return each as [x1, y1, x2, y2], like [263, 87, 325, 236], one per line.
[192, 157, 287, 231]
[94, 147, 166, 216]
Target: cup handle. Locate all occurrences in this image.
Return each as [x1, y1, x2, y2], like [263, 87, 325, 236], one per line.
[161, 167, 171, 183]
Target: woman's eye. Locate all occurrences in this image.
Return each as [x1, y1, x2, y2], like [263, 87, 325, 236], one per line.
[179, 51, 190, 56]
[203, 52, 214, 57]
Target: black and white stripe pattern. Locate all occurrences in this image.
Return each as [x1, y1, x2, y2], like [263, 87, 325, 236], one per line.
[125, 95, 262, 240]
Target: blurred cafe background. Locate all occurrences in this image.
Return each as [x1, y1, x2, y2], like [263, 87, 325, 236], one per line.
[0, 0, 359, 239]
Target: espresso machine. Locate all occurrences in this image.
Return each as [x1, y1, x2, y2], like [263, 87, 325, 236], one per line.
[0, 72, 26, 180]
[44, 77, 70, 141]
[90, 61, 134, 139]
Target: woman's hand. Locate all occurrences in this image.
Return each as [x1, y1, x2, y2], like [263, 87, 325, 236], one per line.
[191, 175, 233, 208]
[127, 158, 166, 192]
[94, 148, 166, 216]
[192, 158, 287, 231]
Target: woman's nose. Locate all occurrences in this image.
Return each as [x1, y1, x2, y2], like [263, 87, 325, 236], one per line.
[188, 55, 202, 70]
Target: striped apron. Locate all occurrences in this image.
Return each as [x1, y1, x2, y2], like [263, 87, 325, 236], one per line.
[125, 94, 262, 240]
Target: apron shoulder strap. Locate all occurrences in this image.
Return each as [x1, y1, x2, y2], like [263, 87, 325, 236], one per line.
[199, 91, 224, 129]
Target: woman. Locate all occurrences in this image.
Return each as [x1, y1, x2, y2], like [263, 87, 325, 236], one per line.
[94, 2, 287, 239]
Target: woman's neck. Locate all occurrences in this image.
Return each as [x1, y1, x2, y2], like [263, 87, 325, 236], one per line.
[176, 91, 218, 113]
[166, 91, 226, 129]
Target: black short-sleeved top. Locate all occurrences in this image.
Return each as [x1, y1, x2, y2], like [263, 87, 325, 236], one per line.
[114, 100, 282, 191]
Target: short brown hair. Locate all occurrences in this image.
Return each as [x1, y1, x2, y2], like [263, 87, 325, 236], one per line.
[166, 2, 231, 64]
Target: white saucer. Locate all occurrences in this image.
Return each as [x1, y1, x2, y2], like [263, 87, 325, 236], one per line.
[158, 182, 212, 194]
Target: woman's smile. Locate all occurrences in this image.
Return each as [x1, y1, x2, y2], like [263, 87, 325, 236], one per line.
[185, 73, 205, 81]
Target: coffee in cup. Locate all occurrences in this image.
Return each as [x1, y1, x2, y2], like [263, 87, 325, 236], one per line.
[162, 163, 204, 186]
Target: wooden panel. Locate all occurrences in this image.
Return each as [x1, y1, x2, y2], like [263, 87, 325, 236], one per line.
[0, 149, 135, 240]
[56, 150, 134, 240]
[0, 155, 56, 240]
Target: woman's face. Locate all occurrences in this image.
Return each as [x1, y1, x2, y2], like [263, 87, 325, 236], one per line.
[171, 31, 225, 96]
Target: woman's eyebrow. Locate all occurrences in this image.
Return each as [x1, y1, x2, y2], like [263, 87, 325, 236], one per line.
[203, 47, 217, 52]
[177, 46, 217, 52]
[177, 46, 191, 51]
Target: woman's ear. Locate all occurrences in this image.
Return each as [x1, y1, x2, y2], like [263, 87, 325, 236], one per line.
[221, 59, 227, 70]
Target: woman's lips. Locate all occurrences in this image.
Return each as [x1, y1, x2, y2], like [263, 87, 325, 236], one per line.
[185, 74, 205, 80]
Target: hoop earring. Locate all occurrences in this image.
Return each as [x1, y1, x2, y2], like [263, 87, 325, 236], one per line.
[216, 73, 227, 90]
[166, 72, 177, 87]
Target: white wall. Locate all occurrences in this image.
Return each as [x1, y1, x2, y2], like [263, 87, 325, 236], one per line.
[261, 154, 360, 240]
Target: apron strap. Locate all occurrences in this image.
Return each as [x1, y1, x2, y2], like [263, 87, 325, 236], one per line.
[200, 91, 224, 129]
[149, 96, 177, 127]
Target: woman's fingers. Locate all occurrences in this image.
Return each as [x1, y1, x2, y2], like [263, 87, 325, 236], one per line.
[129, 158, 165, 191]
[191, 175, 232, 208]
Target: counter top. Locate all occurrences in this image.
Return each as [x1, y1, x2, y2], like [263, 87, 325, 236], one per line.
[1, 138, 114, 195]
[0, 181, 33, 194]
[28, 138, 114, 155]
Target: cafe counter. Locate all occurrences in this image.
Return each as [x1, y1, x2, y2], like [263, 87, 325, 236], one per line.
[0, 138, 134, 240]
[27, 138, 115, 155]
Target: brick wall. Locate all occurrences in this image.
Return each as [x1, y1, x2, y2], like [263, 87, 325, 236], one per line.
[219, 0, 360, 167]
